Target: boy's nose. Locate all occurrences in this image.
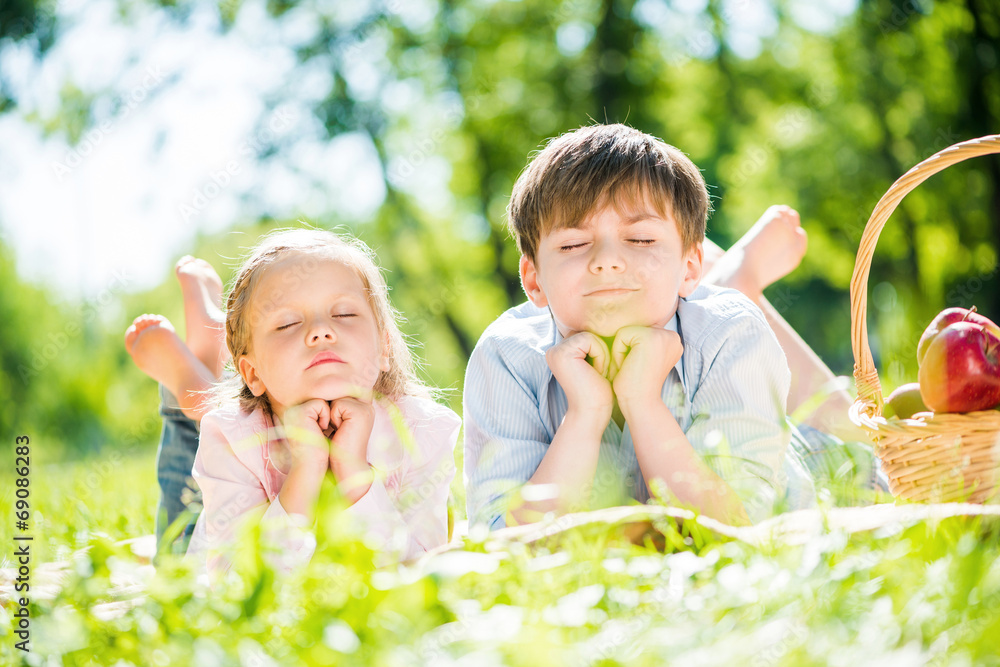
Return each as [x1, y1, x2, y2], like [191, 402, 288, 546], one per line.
[589, 241, 625, 273]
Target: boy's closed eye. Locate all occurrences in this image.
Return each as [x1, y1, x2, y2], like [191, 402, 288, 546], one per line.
[559, 238, 655, 251]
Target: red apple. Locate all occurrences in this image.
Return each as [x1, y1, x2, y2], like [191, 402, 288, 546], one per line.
[918, 321, 1000, 413]
[917, 306, 1000, 365]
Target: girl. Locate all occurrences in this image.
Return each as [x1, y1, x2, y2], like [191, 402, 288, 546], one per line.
[183, 229, 461, 578]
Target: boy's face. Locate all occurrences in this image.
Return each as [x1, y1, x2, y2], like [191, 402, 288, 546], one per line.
[520, 199, 703, 339]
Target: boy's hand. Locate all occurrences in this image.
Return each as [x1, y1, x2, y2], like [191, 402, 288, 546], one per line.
[546, 332, 613, 422]
[281, 399, 335, 469]
[610, 326, 683, 414]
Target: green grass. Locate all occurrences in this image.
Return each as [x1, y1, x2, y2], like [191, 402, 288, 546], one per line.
[0, 450, 158, 564]
[3, 450, 1000, 665]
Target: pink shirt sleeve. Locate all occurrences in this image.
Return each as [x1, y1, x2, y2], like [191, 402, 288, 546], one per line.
[188, 408, 315, 581]
[343, 396, 461, 562]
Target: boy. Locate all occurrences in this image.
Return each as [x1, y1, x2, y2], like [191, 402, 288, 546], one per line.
[463, 124, 822, 529]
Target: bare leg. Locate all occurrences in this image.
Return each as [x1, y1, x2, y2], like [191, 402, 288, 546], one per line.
[704, 206, 872, 444]
[756, 298, 873, 444]
[175, 256, 227, 377]
[124, 315, 217, 422]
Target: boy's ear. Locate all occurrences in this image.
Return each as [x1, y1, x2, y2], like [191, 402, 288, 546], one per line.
[678, 242, 704, 298]
[519, 254, 549, 307]
[238, 356, 268, 397]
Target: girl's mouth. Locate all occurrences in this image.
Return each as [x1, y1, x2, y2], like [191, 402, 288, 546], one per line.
[307, 351, 345, 369]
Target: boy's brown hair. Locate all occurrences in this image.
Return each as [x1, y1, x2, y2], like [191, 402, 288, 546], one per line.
[507, 124, 710, 261]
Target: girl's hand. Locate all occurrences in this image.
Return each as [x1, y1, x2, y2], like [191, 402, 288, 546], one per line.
[275, 399, 335, 519]
[328, 397, 376, 503]
[281, 399, 334, 469]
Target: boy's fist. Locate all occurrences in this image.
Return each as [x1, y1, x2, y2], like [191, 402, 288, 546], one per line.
[609, 326, 683, 412]
[546, 331, 613, 421]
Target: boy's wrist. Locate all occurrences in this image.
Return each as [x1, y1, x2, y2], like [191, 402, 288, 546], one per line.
[564, 385, 613, 419]
[563, 404, 612, 431]
[616, 392, 668, 422]
[564, 380, 613, 418]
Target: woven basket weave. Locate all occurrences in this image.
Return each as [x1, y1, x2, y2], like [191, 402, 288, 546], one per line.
[849, 134, 1000, 503]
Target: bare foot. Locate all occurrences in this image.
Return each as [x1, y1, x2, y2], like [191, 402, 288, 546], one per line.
[703, 205, 808, 304]
[175, 256, 227, 377]
[125, 314, 179, 385]
[124, 314, 217, 422]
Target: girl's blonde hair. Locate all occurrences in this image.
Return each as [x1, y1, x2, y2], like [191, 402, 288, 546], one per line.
[217, 228, 429, 415]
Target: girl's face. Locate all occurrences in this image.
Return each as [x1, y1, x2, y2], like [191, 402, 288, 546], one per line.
[237, 252, 389, 419]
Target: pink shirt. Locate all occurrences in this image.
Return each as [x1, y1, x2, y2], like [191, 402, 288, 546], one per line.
[187, 395, 461, 578]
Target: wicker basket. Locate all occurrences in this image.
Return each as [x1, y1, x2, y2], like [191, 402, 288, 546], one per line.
[849, 134, 1000, 504]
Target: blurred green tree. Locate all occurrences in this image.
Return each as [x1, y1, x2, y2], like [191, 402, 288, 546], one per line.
[1, 0, 999, 452]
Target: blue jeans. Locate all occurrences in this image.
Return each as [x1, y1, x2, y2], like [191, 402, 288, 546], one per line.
[155, 385, 202, 554]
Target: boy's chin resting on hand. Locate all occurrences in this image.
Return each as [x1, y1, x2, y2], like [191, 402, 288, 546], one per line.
[606, 325, 683, 414]
[545, 324, 685, 433]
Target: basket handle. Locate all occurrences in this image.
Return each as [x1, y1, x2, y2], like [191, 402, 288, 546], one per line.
[851, 134, 1000, 418]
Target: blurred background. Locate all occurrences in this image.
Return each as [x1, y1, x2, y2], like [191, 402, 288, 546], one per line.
[1, 0, 999, 463]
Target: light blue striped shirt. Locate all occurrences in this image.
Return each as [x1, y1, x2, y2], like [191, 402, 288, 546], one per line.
[463, 283, 816, 529]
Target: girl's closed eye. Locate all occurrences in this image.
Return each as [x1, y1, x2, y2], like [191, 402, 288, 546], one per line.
[276, 321, 300, 331]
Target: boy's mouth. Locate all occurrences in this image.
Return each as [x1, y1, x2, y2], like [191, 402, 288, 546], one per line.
[584, 286, 638, 297]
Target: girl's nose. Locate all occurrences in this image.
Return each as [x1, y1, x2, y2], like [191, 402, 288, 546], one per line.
[307, 318, 337, 343]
